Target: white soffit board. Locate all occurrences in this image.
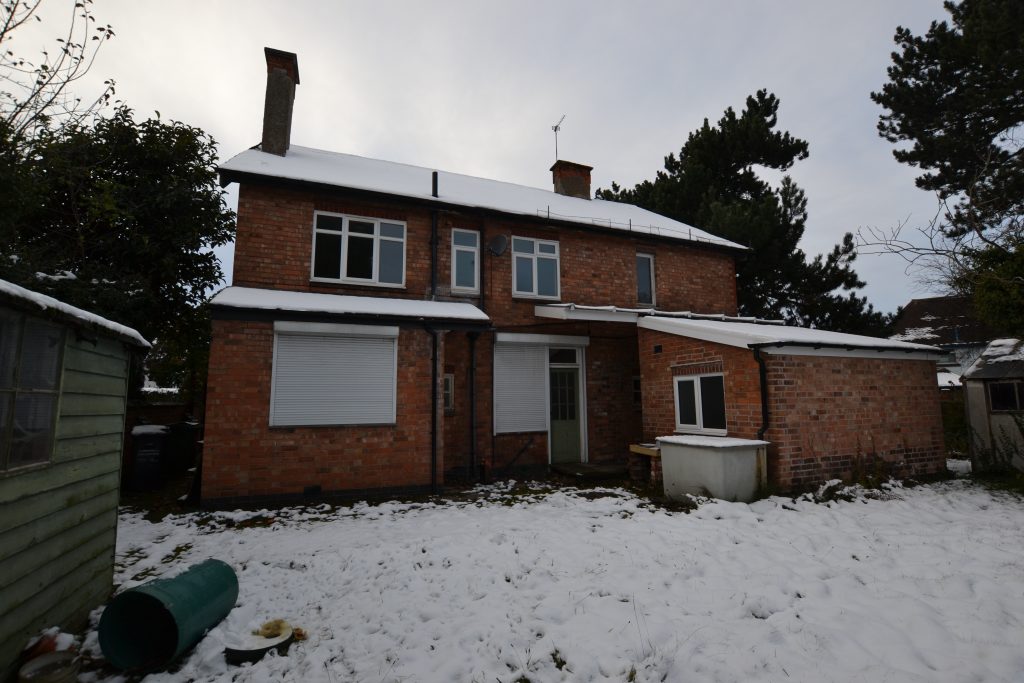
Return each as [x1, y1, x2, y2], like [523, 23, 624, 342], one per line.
[639, 316, 942, 356]
[534, 305, 640, 323]
[495, 332, 590, 346]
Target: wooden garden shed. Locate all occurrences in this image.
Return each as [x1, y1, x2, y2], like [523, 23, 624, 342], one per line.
[0, 279, 148, 680]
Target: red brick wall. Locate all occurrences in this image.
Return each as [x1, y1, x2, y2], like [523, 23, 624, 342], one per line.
[231, 184, 738, 315]
[202, 319, 442, 501]
[585, 325, 643, 462]
[638, 328, 946, 493]
[638, 328, 763, 443]
[764, 353, 945, 491]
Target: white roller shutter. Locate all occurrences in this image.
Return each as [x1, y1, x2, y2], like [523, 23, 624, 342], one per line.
[493, 343, 547, 433]
[271, 329, 397, 426]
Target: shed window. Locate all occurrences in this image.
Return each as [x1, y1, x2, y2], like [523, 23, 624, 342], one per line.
[271, 324, 398, 426]
[0, 310, 63, 470]
[674, 374, 726, 435]
[312, 211, 406, 286]
[989, 381, 1024, 412]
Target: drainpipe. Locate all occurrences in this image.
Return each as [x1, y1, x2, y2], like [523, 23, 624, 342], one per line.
[431, 171, 439, 298]
[468, 331, 479, 482]
[429, 326, 440, 493]
[753, 347, 770, 440]
[478, 217, 487, 314]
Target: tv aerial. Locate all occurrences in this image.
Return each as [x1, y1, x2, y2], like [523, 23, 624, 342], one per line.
[551, 114, 566, 159]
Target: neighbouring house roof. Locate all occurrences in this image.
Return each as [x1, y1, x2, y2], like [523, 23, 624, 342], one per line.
[639, 315, 941, 357]
[0, 278, 149, 348]
[964, 338, 1024, 380]
[890, 295, 1002, 346]
[218, 146, 746, 251]
[210, 286, 490, 325]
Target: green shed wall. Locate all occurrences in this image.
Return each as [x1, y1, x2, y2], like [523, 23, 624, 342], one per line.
[0, 330, 130, 680]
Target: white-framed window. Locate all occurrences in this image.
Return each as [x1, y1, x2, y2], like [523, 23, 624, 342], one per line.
[1, 310, 63, 471]
[311, 211, 406, 287]
[451, 229, 480, 294]
[512, 236, 560, 299]
[270, 322, 398, 426]
[637, 253, 655, 305]
[443, 373, 455, 413]
[673, 374, 727, 435]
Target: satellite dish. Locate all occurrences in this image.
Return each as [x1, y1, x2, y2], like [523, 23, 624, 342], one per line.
[488, 234, 508, 256]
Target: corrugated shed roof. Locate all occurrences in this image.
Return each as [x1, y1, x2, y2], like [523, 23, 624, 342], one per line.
[964, 338, 1024, 380]
[0, 279, 149, 347]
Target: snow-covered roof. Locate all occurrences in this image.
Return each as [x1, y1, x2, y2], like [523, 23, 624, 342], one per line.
[210, 286, 490, 323]
[0, 279, 149, 347]
[219, 146, 745, 251]
[536, 303, 785, 325]
[937, 370, 962, 388]
[964, 338, 1024, 380]
[639, 316, 942, 357]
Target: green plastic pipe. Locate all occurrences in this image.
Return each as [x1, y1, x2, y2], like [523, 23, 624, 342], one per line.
[98, 559, 238, 672]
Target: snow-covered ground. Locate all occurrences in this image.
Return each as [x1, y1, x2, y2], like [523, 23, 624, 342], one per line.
[84, 479, 1024, 682]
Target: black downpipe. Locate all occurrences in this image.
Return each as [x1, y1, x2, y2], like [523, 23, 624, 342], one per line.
[478, 218, 486, 314]
[429, 326, 439, 493]
[468, 331, 479, 482]
[430, 171, 439, 298]
[753, 347, 770, 440]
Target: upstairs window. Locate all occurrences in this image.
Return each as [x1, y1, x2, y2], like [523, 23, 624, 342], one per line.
[674, 374, 726, 435]
[312, 211, 406, 286]
[637, 253, 655, 305]
[451, 229, 480, 294]
[512, 237, 559, 299]
[1, 311, 63, 470]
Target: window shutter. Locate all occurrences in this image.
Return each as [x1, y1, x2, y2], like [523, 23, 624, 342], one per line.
[493, 344, 547, 433]
[271, 333, 396, 426]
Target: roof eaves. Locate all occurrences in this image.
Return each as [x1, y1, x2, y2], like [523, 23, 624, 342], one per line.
[216, 166, 749, 254]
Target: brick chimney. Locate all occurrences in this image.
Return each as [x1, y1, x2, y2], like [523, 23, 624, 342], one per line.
[550, 160, 593, 199]
[261, 48, 300, 156]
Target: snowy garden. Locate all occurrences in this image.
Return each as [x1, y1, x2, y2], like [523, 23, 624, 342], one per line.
[77, 466, 1024, 683]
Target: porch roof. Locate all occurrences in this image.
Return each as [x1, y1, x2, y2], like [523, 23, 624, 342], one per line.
[534, 303, 783, 325]
[638, 316, 942, 358]
[210, 286, 490, 325]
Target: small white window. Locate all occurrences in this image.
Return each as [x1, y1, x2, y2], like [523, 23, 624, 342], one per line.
[512, 237, 560, 299]
[674, 374, 727, 435]
[637, 253, 655, 305]
[443, 373, 455, 413]
[311, 211, 406, 287]
[271, 323, 398, 426]
[451, 229, 479, 294]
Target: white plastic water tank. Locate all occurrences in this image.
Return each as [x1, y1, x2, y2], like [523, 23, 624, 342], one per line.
[656, 435, 769, 502]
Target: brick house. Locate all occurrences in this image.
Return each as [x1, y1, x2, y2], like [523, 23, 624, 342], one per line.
[201, 48, 946, 505]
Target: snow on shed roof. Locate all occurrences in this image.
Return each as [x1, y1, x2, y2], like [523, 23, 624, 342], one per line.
[218, 146, 745, 251]
[0, 278, 149, 347]
[964, 338, 1024, 380]
[639, 316, 942, 357]
[210, 286, 490, 323]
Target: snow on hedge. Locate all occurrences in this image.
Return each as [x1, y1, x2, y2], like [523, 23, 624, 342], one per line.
[85, 481, 1024, 682]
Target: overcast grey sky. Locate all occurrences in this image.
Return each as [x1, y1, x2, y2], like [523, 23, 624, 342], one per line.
[22, 0, 952, 313]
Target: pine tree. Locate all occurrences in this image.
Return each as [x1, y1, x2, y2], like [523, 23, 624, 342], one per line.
[598, 91, 890, 334]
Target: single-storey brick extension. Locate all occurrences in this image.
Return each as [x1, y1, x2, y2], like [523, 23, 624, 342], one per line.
[201, 48, 946, 505]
